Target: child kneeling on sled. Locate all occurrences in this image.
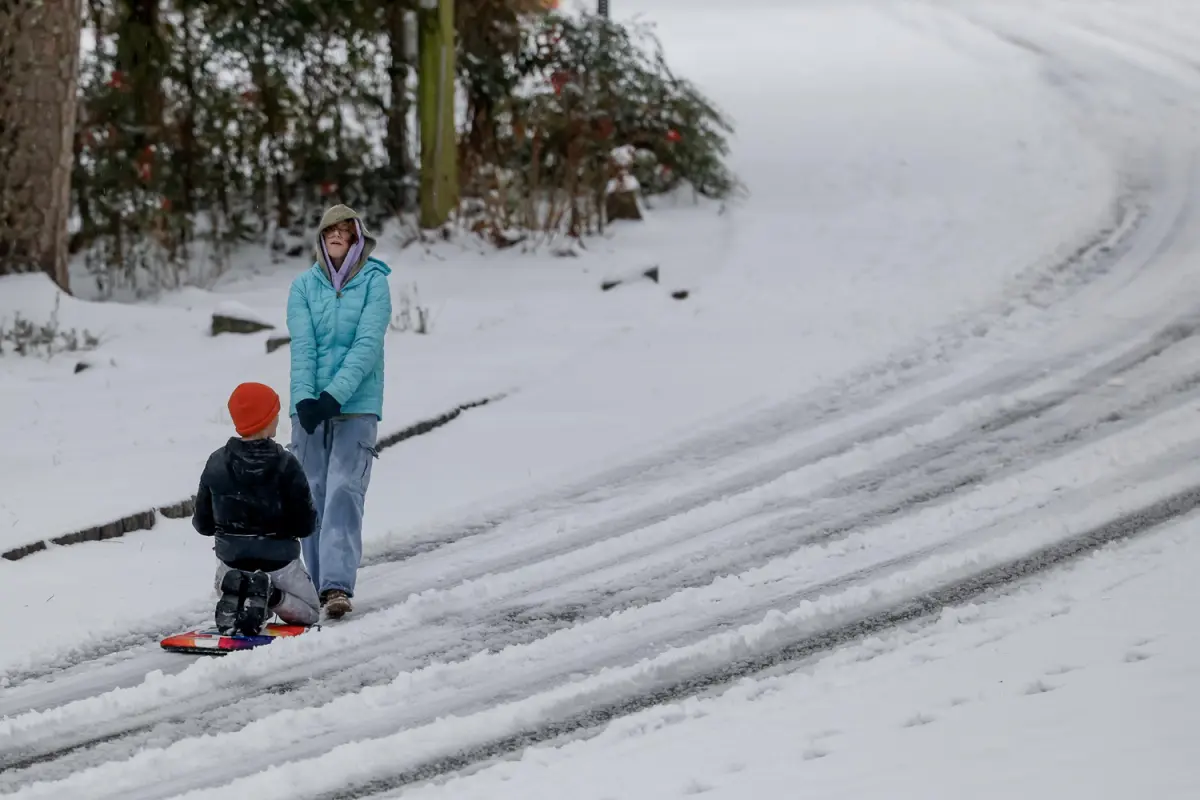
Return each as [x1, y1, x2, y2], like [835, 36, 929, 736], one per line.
[191, 382, 321, 635]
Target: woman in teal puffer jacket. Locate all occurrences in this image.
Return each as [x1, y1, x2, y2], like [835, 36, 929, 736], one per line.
[286, 204, 392, 619]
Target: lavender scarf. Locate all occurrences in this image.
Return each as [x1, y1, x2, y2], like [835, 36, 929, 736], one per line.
[320, 218, 366, 293]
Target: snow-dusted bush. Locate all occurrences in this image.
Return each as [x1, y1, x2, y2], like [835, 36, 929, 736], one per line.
[70, 1, 737, 291]
[0, 296, 100, 358]
[72, 0, 391, 297]
[390, 283, 433, 335]
[456, 11, 742, 245]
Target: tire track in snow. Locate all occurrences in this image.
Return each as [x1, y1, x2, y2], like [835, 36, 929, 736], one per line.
[326, 483, 1200, 800]
[6, 322, 1200, 788]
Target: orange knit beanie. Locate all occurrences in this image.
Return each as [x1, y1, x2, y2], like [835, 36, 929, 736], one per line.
[228, 382, 281, 437]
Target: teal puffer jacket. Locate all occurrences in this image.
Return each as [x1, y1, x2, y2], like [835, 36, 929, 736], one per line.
[286, 256, 393, 421]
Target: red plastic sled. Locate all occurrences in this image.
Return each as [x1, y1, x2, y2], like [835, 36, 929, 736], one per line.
[160, 623, 311, 655]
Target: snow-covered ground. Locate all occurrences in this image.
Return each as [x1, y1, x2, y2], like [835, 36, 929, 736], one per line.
[392, 517, 1200, 800]
[5, 0, 1200, 797]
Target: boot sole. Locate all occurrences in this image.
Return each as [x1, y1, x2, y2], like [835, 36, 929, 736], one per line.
[216, 569, 273, 636]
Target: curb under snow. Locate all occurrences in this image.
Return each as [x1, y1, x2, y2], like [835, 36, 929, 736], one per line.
[0, 394, 506, 563]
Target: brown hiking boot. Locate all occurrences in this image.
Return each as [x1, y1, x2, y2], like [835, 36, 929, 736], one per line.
[321, 589, 352, 619]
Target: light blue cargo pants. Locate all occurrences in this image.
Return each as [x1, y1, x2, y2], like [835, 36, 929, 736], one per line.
[289, 414, 379, 598]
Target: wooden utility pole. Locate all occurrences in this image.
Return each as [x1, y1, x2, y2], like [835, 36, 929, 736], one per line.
[417, 0, 457, 229]
[0, 0, 84, 291]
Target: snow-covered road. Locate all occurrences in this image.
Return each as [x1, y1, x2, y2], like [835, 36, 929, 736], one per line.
[6, 0, 1200, 797]
[9, 308, 1200, 797]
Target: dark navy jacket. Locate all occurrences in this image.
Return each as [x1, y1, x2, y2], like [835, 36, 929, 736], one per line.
[192, 438, 317, 571]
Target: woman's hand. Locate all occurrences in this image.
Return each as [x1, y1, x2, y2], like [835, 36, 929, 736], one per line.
[295, 392, 342, 435]
[313, 391, 342, 422]
[295, 398, 321, 435]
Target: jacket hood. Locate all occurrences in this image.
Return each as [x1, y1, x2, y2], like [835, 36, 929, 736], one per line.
[223, 438, 278, 485]
[309, 254, 392, 287]
[314, 204, 379, 284]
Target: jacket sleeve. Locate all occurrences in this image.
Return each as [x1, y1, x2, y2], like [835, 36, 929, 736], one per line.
[324, 272, 392, 405]
[192, 471, 216, 537]
[280, 452, 318, 539]
[287, 277, 319, 406]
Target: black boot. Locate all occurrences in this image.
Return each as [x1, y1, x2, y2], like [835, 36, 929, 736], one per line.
[215, 569, 273, 636]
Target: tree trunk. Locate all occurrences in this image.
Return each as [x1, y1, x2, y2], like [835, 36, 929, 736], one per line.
[115, 0, 165, 146]
[0, 0, 84, 291]
[249, 0, 276, 232]
[418, 0, 457, 229]
[176, 4, 199, 215]
[385, 2, 413, 213]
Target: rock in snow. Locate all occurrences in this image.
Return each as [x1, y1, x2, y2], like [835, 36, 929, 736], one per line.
[211, 300, 276, 336]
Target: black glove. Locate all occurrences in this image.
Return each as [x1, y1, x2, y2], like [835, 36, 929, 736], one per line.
[295, 392, 341, 435]
[314, 391, 342, 424]
[295, 398, 321, 435]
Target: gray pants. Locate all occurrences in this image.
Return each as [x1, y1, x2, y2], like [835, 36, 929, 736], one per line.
[214, 559, 321, 626]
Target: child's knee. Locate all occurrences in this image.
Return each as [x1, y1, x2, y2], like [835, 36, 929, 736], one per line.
[280, 599, 319, 626]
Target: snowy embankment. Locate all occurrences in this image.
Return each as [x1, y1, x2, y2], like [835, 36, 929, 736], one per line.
[11, 0, 1200, 796]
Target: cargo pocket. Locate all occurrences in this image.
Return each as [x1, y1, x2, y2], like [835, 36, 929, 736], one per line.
[357, 441, 379, 488]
